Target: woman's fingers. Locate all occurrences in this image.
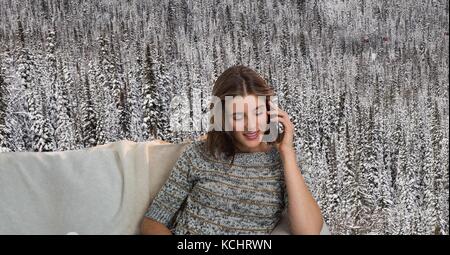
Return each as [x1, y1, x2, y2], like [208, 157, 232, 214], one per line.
[267, 101, 293, 128]
[268, 108, 287, 114]
[270, 113, 293, 129]
[268, 109, 290, 121]
[270, 115, 291, 129]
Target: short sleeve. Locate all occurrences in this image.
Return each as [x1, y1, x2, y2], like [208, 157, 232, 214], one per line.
[144, 143, 195, 228]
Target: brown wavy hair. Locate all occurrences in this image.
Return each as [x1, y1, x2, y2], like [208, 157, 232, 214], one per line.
[202, 65, 279, 167]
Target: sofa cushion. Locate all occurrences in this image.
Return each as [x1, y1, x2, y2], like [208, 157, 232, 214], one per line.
[0, 140, 190, 234]
[0, 139, 328, 235]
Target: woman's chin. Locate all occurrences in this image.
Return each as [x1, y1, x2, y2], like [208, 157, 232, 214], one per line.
[242, 142, 260, 149]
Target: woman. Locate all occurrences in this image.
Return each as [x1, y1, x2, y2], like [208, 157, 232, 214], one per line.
[140, 65, 323, 235]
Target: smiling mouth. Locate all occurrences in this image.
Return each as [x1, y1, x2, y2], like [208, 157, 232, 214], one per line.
[243, 131, 259, 139]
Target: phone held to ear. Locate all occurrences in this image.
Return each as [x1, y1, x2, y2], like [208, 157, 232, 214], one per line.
[262, 98, 284, 143]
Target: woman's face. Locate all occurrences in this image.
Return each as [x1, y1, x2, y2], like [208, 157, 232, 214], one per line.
[224, 95, 269, 151]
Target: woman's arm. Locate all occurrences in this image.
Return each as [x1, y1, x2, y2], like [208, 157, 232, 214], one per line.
[141, 143, 196, 235]
[280, 149, 323, 235]
[268, 100, 323, 235]
[140, 217, 173, 235]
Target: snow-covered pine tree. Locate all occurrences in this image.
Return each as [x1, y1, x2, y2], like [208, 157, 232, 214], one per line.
[155, 60, 173, 142]
[169, 62, 192, 143]
[422, 121, 438, 234]
[16, 19, 34, 150]
[318, 89, 335, 212]
[180, 0, 192, 35]
[324, 133, 340, 233]
[110, 35, 130, 140]
[111, 70, 126, 139]
[295, 64, 310, 157]
[0, 60, 12, 152]
[71, 61, 85, 149]
[212, 37, 221, 81]
[169, 86, 190, 142]
[44, 27, 59, 147]
[371, 75, 391, 227]
[339, 121, 364, 234]
[166, 0, 178, 63]
[438, 135, 449, 235]
[190, 63, 203, 139]
[28, 87, 55, 152]
[128, 41, 144, 141]
[142, 43, 159, 140]
[430, 100, 446, 235]
[410, 96, 429, 234]
[349, 89, 373, 233]
[376, 118, 395, 234]
[96, 35, 120, 142]
[396, 117, 419, 234]
[302, 92, 318, 166]
[3, 50, 25, 152]
[86, 60, 106, 146]
[251, 29, 261, 73]
[360, 106, 380, 212]
[218, 35, 229, 76]
[315, 151, 331, 231]
[282, 61, 302, 151]
[81, 73, 98, 148]
[421, 88, 442, 234]
[121, 73, 132, 140]
[54, 58, 75, 151]
[317, 92, 327, 153]
[262, 21, 272, 69]
[236, 30, 244, 65]
[335, 120, 348, 234]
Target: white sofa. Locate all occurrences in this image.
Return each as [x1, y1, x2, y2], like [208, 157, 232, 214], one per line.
[0, 139, 329, 235]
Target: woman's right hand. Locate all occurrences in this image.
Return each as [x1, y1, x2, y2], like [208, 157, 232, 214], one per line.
[140, 217, 173, 235]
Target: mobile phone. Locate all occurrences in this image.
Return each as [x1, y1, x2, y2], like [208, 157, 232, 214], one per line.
[262, 97, 284, 143]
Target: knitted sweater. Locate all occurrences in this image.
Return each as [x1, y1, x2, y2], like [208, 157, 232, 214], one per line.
[144, 139, 288, 235]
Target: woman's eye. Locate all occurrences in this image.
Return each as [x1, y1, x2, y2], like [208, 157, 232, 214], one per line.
[256, 111, 263, 116]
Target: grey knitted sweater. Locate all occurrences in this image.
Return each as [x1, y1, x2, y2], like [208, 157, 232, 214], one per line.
[144, 139, 288, 235]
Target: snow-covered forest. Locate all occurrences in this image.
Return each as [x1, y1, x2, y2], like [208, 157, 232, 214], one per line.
[0, 0, 448, 235]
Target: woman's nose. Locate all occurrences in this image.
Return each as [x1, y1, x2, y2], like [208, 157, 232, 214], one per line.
[245, 117, 258, 132]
